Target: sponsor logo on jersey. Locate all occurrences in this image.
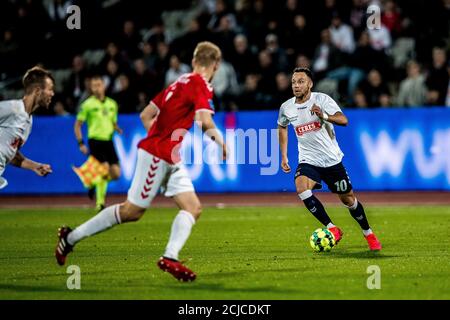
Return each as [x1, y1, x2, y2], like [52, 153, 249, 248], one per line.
[294, 121, 322, 136]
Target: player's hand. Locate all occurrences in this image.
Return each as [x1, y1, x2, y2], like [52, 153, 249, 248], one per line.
[34, 163, 52, 177]
[115, 127, 123, 135]
[281, 157, 291, 173]
[311, 104, 324, 119]
[79, 144, 88, 155]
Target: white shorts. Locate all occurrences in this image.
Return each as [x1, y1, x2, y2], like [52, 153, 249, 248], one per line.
[127, 149, 195, 208]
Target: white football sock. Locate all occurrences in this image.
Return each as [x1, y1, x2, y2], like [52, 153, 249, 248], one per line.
[326, 223, 335, 228]
[67, 204, 121, 245]
[163, 210, 196, 261]
[363, 229, 373, 236]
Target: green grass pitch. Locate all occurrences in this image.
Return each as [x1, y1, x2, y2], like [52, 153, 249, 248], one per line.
[0, 205, 449, 300]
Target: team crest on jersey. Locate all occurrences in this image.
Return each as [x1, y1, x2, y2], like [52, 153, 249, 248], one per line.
[294, 121, 322, 136]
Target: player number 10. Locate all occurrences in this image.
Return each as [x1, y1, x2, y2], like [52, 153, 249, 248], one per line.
[334, 180, 348, 192]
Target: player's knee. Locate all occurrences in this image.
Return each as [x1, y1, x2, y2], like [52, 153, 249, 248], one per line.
[296, 185, 310, 195]
[340, 194, 355, 207]
[119, 203, 145, 222]
[188, 203, 202, 220]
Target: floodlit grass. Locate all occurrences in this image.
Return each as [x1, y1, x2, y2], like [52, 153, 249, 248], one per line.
[0, 206, 448, 299]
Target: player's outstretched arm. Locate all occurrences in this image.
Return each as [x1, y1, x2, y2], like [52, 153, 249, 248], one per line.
[10, 151, 52, 176]
[140, 102, 159, 132]
[195, 111, 228, 160]
[278, 125, 291, 173]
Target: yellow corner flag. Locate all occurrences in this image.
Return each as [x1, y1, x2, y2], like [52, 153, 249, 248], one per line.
[72, 156, 109, 189]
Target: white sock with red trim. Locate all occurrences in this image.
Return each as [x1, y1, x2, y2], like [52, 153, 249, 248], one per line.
[163, 210, 196, 261]
[67, 204, 121, 245]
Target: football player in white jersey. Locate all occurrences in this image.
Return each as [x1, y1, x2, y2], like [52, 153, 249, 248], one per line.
[278, 67, 382, 251]
[0, 66, 54, 189]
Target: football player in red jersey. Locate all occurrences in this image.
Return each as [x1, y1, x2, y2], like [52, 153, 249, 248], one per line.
[56, 42, 228, 282]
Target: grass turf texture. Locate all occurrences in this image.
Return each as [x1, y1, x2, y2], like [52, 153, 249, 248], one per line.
[0, 206, 449, 300]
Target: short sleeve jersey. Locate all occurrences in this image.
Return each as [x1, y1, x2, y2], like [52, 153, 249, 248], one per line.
[278, 92, 344, 167]
[138, 73, 215, 164]
[0, 99, 33, 167]
[77, 96, 118, 141]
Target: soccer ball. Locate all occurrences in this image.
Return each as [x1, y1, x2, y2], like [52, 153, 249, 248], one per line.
[310, 228, 336, 252]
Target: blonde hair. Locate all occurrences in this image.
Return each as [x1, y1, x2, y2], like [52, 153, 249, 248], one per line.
[193, 41, 222, 67]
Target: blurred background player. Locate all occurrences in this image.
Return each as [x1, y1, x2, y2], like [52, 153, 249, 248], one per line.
[74, 76, 122, 211]
[0, 66, 54, 189]
[278, 67, 382, 251]
[56, 42, 228, 282]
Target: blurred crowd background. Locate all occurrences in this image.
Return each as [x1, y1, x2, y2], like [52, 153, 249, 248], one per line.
[0, 0, 449, 115]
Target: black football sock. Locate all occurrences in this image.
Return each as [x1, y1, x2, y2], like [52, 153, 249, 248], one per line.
[348, 199, 370, 231]
[299, 191, 332, 226]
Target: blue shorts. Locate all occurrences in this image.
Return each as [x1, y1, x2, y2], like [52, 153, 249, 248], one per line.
[294, 162, 353, 194]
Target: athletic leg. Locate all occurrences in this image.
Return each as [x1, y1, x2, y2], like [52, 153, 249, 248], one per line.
[297, 176, 333, 226]
[157, 163, 198, 281]
[338, 191, 382, 250]
[55, 149, 165, 265]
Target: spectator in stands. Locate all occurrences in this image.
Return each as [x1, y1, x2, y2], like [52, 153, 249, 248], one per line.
[381, 0, 402, 39]
[112, 74, 138, 114]
[349, 0, 367, 38]
[329, 13, 355, 54]
[234, 73, 272, 110]
[118, 20, 142, 60]
[256, 49, 278, 95]
[295, 54, 311, 69]
[170, 18, 214, 65]
[397, 60, 427, 107]
[283, 14, 315, 59]
[153, 41, 170, 89]
[132, 58, 158, 100]
[102, 60, 120, 95]
[228, 34, 257, 84]
[211, 59, 240, 111]
[272, 72, 293, 107]
[213, 14, 237, 60]
[326, 31, 385, 103]
[238, 0, 271, 50]
[264, 33, 289, 73]
[367, 23, 392, 52]
[99, 42, 127, 74]
[426, 47, 449, 106]
[53, 100, 70, 117]
[353, 89, 369, 108]
[207, 0, 237, 32]
[165, 55, 190, 86]
[312, 29, 344, 80]
[140, 42, 156, 69]
[64, 55, 88, 113]
[358, 69, 391, 108]
[76, 76, 92, 111]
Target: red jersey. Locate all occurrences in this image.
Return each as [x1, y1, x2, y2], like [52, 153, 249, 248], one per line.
[138, 73, 215, 164]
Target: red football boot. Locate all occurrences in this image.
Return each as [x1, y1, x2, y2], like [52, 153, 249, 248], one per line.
[365, 233, 382, 251]
[55, 226, 73, 266]
[328, 226, 344, 244]
[157, 257, 196, 282]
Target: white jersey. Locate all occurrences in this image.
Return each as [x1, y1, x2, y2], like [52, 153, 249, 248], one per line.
[0, 99, 33, 176]
[278, 92, 344, 168]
